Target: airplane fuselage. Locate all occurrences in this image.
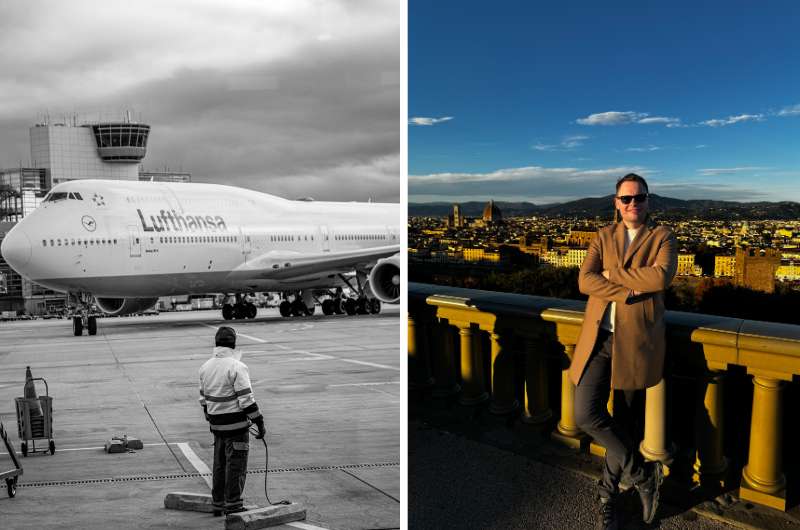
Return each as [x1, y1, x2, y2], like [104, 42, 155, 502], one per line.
[1, 180, 400, 297]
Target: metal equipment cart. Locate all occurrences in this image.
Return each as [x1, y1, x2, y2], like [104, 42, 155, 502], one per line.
[15, 377, 55, 457]
[0, 421, 22, 497]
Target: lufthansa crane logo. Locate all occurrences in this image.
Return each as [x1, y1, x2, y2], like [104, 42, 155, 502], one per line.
[81, 215, 97, 232]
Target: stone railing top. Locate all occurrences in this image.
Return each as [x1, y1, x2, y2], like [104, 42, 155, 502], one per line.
[410, 282, 800, 378]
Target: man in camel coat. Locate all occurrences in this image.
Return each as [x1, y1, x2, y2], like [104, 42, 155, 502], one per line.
[572, 174, 677, 530]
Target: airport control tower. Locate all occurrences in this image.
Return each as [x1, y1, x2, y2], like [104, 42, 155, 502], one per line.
[30, 111, 150, 186]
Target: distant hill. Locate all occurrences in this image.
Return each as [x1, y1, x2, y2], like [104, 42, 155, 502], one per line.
[409, 195, 800, 221]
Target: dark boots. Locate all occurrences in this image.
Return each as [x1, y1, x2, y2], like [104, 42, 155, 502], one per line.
[597, 494, 619, 530]
[597, 460, 663, 528]
[634, 461, 664, 524]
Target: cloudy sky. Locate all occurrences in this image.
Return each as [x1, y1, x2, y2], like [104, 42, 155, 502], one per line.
[409, 1, 800, 204]
[0, 0, 400, 202]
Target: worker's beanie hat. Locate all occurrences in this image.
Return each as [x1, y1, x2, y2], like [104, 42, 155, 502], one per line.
[215, 326, 237, 348]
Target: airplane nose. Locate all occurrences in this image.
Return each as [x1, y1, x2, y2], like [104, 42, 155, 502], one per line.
[1, 226, 32, 271]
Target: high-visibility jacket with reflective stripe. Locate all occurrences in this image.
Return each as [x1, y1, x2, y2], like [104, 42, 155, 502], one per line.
[199, 346, 263, 435]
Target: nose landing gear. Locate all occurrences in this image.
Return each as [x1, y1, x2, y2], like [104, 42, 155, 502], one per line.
[68, 293, 99, 336]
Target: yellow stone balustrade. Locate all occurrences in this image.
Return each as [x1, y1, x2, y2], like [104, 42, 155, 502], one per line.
[409, 282, 800, 512]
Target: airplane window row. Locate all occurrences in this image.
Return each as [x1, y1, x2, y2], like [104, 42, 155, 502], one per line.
[43, 237, 117, 247]
[270, 234, 314, 242]
[334, 234, 388, 241]
[43, 192, 84, 202]
[158, 235, 237, 244]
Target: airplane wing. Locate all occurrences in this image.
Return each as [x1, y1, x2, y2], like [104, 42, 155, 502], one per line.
[230, 244, 400, 281]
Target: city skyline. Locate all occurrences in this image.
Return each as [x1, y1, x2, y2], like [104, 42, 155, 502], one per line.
[409, 1, 800, 204]
[0, 1, 400, 202]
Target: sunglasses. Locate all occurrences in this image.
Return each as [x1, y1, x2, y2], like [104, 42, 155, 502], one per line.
[616, 193, 648, 205]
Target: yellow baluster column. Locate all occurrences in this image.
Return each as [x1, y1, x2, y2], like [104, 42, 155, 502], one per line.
[457, 324, 489, 405]
[408, 313, 434, 390]
[693, 370, 728, 487]
[488, 332, 518, 415]
[431, 321, 460, 398]
[551, 344, 587, 449]
[740, 375, 786, 510]
[522, 337, 551, 424]
[640, 378, 675, 470]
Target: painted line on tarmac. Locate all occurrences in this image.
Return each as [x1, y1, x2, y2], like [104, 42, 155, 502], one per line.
[287, 522, 330, 530]
[201, 323, 266, 343]
[177, 442, 213, 489]
[328, 381, 400, 388]
[0, 441, 182, 456]
[197, 325, 398, 370]
[281, 348, 398, 371]
[338, 358, 400, 371]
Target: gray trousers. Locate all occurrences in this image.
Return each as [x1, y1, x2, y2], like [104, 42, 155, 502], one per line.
[212, 430, 250, 511]
[574, 329, 646, 498]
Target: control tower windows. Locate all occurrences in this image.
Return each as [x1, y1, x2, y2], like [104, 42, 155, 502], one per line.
[90, 123, 150, 162]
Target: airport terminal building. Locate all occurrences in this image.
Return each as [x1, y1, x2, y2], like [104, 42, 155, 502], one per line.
[0, 114, 190, 315]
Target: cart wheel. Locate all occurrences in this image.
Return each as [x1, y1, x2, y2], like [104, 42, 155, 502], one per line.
[21, 442, 27, 457]
[6, 478, 16, 497]
[49, 440, 55, 455]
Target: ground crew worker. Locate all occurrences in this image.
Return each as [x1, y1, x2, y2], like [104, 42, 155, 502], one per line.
[199, 326, 266, 516]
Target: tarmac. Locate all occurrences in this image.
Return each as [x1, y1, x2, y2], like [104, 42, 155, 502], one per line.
[0, 306, 400, 529]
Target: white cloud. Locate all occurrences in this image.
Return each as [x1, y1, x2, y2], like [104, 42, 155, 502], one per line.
[577, 111, 682, 127]
[577, 111, 647, 126]
[695, 144, 707, 149]
[638, 116, 682, 127]
[532, 134, 589, 151]
[777, 104, 800, 116]
[409, 116, 453, 126]
[626, 145, 661, 152]
[409, 165, 648, 185]
[697, 166, 772, 176]
[699, 114, 765, 127]
[650, 181, 770, 201]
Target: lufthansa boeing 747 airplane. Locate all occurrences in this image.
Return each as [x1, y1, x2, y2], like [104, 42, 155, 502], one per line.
[1, 179, 400, 336]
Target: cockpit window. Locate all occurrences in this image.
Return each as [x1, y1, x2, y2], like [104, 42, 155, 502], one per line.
[44, 192, 68, 202]
[44, 191, 84, 202]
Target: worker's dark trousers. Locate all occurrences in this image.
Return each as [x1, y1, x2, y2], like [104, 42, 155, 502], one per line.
[574, 329, 647, 499]
[212, 431, 250, 512]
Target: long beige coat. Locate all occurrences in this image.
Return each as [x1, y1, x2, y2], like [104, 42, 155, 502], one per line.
[569, 219, 678, 390]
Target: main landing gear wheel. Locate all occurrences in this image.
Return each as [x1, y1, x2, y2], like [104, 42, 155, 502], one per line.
[222, 304, 234, 320]
[356, 298, 369, 315]
[370, 299, 381, 314]
[333, 298, 344, 315]
[279, 301, 292, 317]
[322, 299, 334, 315]
[246, 302, 257, 319]
[73, 317, 83, 336]
[344, 298, 357, 316]
[291, 300, 308, 317]
[87, 316, 97, 336]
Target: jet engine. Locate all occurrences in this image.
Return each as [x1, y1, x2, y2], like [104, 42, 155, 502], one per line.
[368, 255, 400, 303]
[94, 297, 159, 316]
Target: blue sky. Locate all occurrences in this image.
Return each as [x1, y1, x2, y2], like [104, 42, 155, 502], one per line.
[409, 2, 800, 204]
